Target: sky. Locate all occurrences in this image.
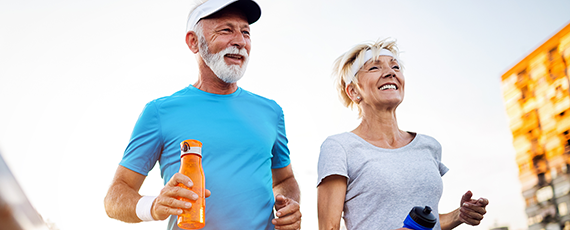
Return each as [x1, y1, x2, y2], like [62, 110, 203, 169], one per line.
[1, 0, 570, 230]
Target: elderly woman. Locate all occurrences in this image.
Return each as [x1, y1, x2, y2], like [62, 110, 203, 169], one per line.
[317, 39, 489, 230]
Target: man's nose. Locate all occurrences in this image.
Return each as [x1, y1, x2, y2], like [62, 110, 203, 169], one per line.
[231, 32, 247, 49]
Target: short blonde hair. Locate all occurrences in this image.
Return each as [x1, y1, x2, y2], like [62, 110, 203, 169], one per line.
[332, 38, 402, 116]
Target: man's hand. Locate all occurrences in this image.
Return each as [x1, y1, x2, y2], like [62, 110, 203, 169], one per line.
[272, 194, 301, 230]
[151, 173, 211, 220]
[458, 190, 488, 226]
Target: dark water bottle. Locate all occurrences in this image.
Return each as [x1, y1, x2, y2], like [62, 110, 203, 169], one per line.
[402, 206, 437, 230]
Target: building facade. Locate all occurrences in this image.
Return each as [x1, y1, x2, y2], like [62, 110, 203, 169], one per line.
[502, 23, 570, 230]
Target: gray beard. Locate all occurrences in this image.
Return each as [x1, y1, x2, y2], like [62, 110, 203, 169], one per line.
[198, 37, 249, 84]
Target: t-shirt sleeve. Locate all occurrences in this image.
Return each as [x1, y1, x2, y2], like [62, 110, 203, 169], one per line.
[271, 105, 291, 169]
[317, 137, 349, 187]
[431, 137, 449, 177]
[119, 101, 163, 176]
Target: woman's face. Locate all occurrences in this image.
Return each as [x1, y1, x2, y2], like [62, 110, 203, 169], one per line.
[356, 56, 404, 110]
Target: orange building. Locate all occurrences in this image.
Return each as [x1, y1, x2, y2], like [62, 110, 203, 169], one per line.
[502, 22, 570, 230]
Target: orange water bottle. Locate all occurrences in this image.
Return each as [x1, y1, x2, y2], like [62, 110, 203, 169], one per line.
[177, 139, 205, 229]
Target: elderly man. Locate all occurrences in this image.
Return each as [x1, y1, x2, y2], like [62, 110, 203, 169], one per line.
[104, 0, 302, 229]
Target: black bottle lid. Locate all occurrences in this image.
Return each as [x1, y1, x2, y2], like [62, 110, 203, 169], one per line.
[409, 206, 437, 228]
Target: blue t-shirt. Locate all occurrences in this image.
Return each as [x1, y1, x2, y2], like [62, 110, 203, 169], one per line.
[120, 85, 291, 230]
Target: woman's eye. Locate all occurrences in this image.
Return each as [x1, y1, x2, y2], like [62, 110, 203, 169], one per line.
[368, 66, 379, 71]
[392, 65, 400, 70]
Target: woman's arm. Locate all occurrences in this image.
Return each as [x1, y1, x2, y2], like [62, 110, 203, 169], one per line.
[439, 209, 462, 230]
[317, 175, 347, 230]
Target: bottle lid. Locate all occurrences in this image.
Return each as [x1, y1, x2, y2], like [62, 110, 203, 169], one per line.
[180, 139, 202, 157]
[409, 206, 437, 228]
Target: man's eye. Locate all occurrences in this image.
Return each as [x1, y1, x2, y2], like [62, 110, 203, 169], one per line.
[392, 65, 400, 70]
[242, 31, 250, 36]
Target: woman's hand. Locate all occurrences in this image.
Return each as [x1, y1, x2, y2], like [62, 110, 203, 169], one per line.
[458, 190, 489, 226]
[440, 190, 489, 230]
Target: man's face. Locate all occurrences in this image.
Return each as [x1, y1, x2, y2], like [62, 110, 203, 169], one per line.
[197, 9, 251, 83]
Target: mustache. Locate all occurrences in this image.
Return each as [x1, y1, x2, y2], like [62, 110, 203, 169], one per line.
[218, 46, 248, 59]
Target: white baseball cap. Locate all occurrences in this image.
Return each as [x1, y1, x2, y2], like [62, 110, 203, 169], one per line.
[186, 0, 261, 33]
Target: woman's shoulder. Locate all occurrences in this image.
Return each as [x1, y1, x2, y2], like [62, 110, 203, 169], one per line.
[323, 132, 358, 144]
[413, 133, 440, 144]
[409, 133, 442, 151]
[411, 133, 443, 159]
[326, 132, 354, 140]
[320, 132, 357, 149]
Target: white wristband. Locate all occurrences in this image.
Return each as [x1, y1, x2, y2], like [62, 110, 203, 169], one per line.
[136, 196, 157, 221]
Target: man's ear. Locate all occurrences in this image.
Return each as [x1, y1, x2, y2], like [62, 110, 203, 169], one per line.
[186, 31, 200, 54]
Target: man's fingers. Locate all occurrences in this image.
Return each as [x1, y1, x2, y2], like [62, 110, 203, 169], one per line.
[273, 196, 301, 230]
[273, 212, 301, 226]
[274, 221, 301, 230]
[155, 195, 192, 210]
[167, 173, 193, 188]
[275, 195, 287, 205]
[274, 194, 289, 211]
[275, 200, 299, 217]
[151, 199, 185, 220]
[272, 211, 301, 230]
[161, 185, 198, 201]
[150, 173, 211, 221]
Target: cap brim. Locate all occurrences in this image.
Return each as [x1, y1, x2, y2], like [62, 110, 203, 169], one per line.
[227, 0, 261, 25]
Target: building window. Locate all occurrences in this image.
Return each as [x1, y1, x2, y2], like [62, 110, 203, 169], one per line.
[531, 139, 541, 155]
[538, 173, 547, 186]
[534, 154, 548, 177]
[536, 185, 553, 202]
[521, 85, 530, 100]
[565, 134, 570, 156]
[520, 162, 529, 173]
[549, 47, 558, 62]
[560, 202, 569, 216]
[518, 70, 528, 83]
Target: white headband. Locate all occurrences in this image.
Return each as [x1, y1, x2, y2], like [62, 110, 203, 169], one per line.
[346, 48, 395, 85]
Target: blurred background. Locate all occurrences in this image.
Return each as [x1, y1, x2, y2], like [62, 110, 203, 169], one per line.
[1, 0, 570, 230]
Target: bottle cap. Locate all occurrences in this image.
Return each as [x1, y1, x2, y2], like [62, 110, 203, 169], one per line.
[180, 139, 202, 157]
[409, 206, 437, 228]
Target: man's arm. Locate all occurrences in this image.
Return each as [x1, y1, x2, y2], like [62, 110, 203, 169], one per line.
[272, 164, 301, 230]
[272, 164, 300, 202]
[104, 166, 146, 223]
